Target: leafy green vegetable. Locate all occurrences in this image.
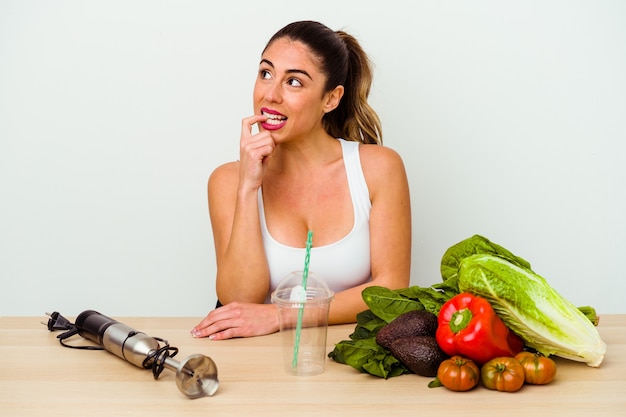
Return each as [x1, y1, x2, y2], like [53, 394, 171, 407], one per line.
[457, 253, 606, 367]
[362, 286, 423, 323]
[399, 279, 460, 315]
[348, 310, 387, 340]
[441, 235, 532, 282]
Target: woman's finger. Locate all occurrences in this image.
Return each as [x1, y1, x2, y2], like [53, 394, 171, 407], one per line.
[241, 114, 267, 137]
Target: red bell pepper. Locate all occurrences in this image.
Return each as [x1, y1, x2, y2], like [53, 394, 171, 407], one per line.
[436, 292, 524, 364]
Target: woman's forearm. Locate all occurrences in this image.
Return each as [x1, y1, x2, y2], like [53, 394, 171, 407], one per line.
[212, 186, 270, 304]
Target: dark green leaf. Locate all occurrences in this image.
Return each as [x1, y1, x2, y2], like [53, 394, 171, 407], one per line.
[401, 286, 451, 315]
[362, 286, 423, 323]
[350, 310, 387, 340]
[431, 275, 460, 296]
[362, 352, 408, 379]
[328, 338, 378, 365]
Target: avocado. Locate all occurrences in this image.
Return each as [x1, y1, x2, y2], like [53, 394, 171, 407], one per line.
[375, 310, 438, 349]
[388, 335, 447, 377]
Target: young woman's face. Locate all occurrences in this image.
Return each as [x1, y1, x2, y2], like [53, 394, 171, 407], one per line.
[253, 38, 336, 142]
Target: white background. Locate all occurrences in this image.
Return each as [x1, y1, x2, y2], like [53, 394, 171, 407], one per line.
[1, 1, 624, 317]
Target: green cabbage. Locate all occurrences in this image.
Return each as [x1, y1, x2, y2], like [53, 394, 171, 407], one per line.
[457, 253, 606, 367]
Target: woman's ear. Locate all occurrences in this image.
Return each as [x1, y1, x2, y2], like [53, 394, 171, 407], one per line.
[323, 85, 344, 113]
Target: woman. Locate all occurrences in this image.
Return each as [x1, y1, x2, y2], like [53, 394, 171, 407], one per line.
[191, 21, 411, 340]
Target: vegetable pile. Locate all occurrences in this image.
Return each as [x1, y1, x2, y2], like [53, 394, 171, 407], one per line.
[328, 235, 607, 385]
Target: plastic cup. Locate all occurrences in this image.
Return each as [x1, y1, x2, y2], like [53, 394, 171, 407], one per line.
[271, 271, 334, 376]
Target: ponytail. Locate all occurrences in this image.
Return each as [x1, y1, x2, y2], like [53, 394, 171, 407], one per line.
[324, 31, 382, 145]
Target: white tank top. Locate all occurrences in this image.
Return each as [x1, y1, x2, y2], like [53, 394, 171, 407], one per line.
[259, 139, 372, 302]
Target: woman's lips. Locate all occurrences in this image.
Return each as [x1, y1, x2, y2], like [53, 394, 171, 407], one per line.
[261, 108, 287, 130]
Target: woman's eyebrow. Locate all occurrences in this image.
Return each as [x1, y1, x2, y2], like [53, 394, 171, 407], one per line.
[260, 58, 313, 80]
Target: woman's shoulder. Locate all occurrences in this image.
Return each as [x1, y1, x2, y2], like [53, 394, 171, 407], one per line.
[211, 160, 239, 176]
[358, 143, 405, 172]
[208, 160, 240, 190]
[357, 143, 408, 195]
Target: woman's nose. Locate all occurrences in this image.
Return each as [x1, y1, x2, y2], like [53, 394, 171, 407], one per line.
[264, 82, 282, 103]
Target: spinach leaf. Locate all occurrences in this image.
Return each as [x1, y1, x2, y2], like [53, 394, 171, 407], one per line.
[328, 338, 409, 378]
[362, 286, 423, 323]
[362, 348, 408, 378]
[349, 310, 387, 340]
[397, 286, 452, 315]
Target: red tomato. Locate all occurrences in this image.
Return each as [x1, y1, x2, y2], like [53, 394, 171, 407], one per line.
[515, 351, 557, 385]
[437, 356, 480, 392]
[481, 357, 525, 392]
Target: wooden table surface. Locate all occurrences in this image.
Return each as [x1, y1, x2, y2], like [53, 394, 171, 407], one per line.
[1, 314, 624, 416]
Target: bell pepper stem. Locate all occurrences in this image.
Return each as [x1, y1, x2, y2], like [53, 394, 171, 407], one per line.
[449, 308, 473, 333]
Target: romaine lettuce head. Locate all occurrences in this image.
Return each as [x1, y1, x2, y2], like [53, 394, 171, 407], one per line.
[441, 235, 532, 282]
[458, 253, 606, 367]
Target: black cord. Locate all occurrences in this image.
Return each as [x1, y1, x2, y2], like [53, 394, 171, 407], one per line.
[58, 329, 104, 350]
[142, 337, 179, 379]
[44, 311, 104, 350]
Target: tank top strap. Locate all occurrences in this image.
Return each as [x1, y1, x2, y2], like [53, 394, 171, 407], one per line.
[338, 139, 371, 222]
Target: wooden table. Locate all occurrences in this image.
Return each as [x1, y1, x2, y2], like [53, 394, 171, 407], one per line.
[1, 315, 624, 416]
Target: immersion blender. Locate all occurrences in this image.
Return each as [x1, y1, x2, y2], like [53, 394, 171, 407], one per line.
[62, 310, 219, 399]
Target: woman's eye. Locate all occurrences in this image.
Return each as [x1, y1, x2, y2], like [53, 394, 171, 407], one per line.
[259, 69, 271, 79]
[287, 78, 302, 87]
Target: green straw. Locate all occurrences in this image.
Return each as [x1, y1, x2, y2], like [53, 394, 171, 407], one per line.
[292, 230, 313, 369]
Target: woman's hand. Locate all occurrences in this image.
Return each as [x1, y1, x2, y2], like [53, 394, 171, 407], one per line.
[238, 114, 274, 192]
[191, 302, 279, 340]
